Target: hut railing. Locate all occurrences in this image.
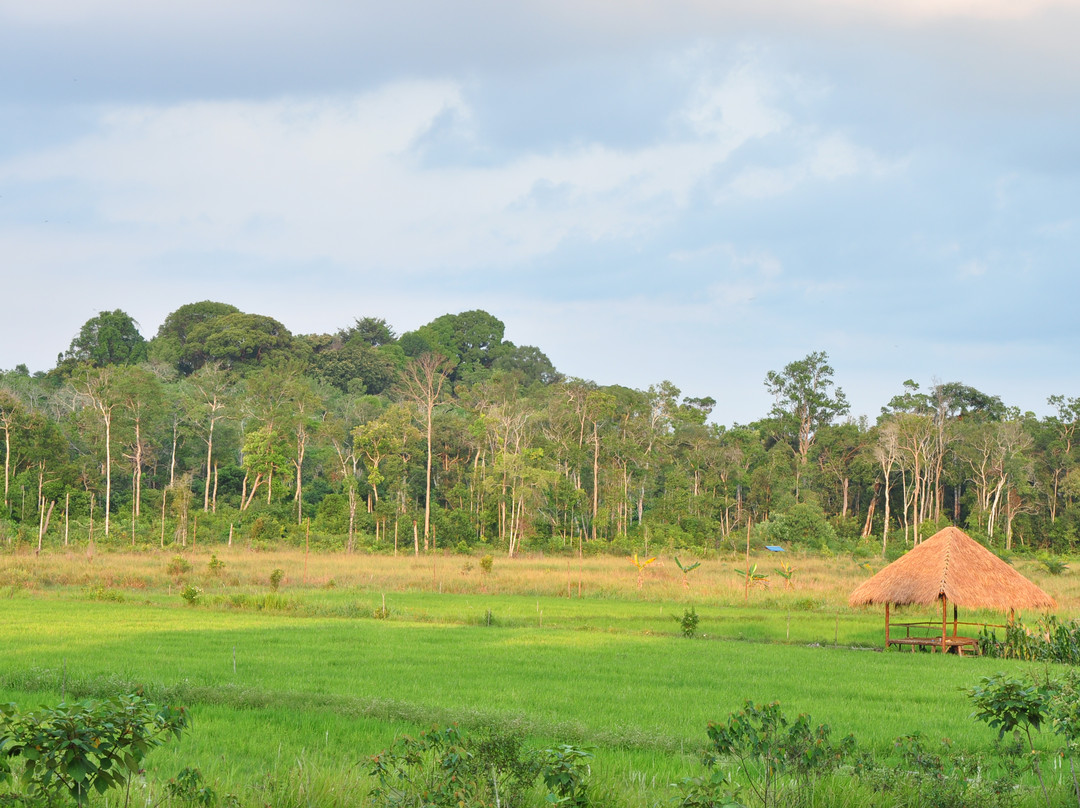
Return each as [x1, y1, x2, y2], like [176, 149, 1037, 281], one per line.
[894, 620, 1007, 638]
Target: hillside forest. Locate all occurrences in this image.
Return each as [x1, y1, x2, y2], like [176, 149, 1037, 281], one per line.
[2, 302, 1078, 557]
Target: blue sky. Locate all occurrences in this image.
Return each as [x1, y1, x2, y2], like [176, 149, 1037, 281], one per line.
[1, 0, 1078, 425]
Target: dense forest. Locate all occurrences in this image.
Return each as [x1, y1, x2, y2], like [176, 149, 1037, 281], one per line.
[2, 302, 1078, 557]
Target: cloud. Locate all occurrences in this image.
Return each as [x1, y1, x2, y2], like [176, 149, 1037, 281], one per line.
[3, 51, 884, 278]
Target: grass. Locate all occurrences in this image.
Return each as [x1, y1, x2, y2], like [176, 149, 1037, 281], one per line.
[1, 544, 1077, 807]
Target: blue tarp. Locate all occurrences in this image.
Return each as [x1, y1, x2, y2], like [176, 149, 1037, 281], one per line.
[764, 545, 785, 552]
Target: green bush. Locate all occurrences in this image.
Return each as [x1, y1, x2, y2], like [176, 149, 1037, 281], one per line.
[180, 584, 202, 606]
[167, 555, 192, 575]
[676, 607, 700, 639]
[370, 725, 543, 808]
[764, 504, 838, 550]
[0, 693, 186, 806]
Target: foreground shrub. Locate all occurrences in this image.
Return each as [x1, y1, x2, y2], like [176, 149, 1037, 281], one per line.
[706, 701, 854, 808]
[369, 725, 591, 808]
[0, 693, 187, 806]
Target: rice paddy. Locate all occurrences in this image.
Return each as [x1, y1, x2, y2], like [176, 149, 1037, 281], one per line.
[1, 546, 1077, 806]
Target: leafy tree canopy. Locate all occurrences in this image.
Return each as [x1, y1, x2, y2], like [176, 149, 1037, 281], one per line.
[764, 351, 849, 462]
[492, 343, 561, 387]
[882, 379, 1006, 422]
[184, 312, 295, 371]
[149, 301, 240, 374]
[56, 309, 148, 373]
[338, 316, 396, 348]
[401, 310, 510, 382]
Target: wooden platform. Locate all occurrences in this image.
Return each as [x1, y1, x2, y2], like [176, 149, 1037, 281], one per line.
[886, 635, 980, 655]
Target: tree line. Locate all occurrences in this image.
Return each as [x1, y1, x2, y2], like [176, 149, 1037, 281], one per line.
[2, 301, 1078, 556]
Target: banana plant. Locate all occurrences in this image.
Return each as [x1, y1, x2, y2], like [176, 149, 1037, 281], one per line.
[734, 564, 769, 600]
[774, 561, 795, 590]
[675, 556, 702, 590]
[629, 553, 657, 589]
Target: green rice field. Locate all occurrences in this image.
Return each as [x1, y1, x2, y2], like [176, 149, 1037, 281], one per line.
[1, 548, 1077, 807]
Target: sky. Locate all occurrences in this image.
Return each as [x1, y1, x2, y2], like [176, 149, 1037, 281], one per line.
[1, 0, 1078, 426]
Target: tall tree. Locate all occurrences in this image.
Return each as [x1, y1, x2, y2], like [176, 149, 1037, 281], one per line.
[114, 366, 164, 519]
[74, 366, 118, 537]
[0, 388, 23, 509]
[398, 353, 454, 546]
[58, 310, 148, 371]
[184, 364, 232, 512]
[764, 351, 849, 499]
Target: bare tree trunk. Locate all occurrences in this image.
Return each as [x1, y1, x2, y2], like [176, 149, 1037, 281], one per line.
[203, 417, 215, 511]
[591, 422, 599, 542]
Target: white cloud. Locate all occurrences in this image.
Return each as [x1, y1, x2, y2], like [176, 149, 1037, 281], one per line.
[814, 0, 1078, 23]
[3, 53, 877, 276]
[959, 259, 988, 277]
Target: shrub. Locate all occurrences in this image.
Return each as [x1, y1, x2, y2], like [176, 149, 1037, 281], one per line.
[706, 701, 854, 808]
[180, 584, 202, 606]
[676, 607, 700, 638]
[539, 744, 593, 808]
[765, 503, 838, 550]
[269, 568, 284, 591]
[0, 693, 187, 806]
[370, 725, 543, 808]
[167, 555, 192, 576]
[207, 554, 225, 574]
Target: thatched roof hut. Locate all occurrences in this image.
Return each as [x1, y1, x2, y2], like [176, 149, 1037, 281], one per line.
[849, 526, 1055, 653]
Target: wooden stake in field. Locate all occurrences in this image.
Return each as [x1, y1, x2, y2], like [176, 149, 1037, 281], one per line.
[744, 515, 752, 602]
[578, 527, 583, 598]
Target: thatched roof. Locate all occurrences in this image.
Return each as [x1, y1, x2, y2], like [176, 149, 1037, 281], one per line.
[849, 526, 1056, 611]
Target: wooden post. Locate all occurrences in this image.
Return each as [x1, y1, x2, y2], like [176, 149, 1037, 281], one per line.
[941, 597, 948, 654]
[953, 603, 958, 637]
[885, 602, 891, 649]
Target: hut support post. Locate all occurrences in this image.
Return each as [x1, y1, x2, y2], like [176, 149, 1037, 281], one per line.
[885, 603, 891, 648]
[953, 603, 958, 637]
[941, 598, 948, 654]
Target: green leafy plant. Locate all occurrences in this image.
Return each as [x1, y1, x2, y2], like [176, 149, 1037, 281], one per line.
[773, 562, 795, 590]
[207, 554, 225, 574]
[540, 744, 593, 808]
[269, 568, 284, 591]
[968, 673, 1052, 805]
[166, 555, 191, 576]
[675, 607, 700, 639]
[1041, 557, 1069, 576]
[733, 564, 769, 593]
[629, 554, 657, 590]
[1048, 669, 1080, 808]
[0, 693, 187, 807]
[670, 770, 745, 808]
[166, 767, 219, 807]
[369, 725, 540, 808]
[706, 701, 854, 808]
[674, 556, 702, 590]
[479, 555, 494, 575]
[180, 584, 202, 606]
